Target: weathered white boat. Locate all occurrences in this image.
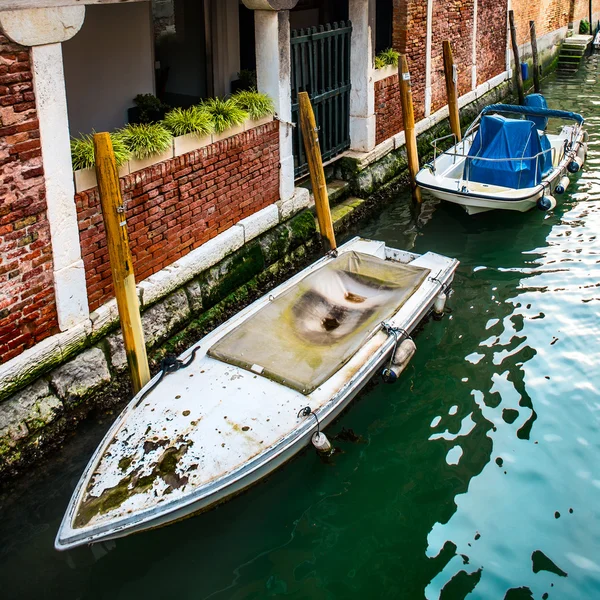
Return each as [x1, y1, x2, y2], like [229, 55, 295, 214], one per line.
[416, 94, 587, 215]
[55, 237, 458, 550]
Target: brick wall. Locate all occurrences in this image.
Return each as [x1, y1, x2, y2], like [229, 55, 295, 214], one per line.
[375, 74, 403, 146]
[0, 35, 58, 364]
[512, 0, 592, 46]
[477, 0, 508, 85]
[76, 121, 280, 311]
[431, 0, 475, 113]
[392, 0, 428, 121]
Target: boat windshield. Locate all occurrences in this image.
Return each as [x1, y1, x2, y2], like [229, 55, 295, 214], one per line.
[208, 251, 429, 394]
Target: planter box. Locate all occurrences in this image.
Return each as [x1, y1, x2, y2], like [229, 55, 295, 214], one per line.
[173, 133, 212, 157]
[129, 148, 174, 174]
[244, 115, 274, 131]
[212, 122, 246, 143]
[74, 163, 130, 193]
[374, 64, 398, 82]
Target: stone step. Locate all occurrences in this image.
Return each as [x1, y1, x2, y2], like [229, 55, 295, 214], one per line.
[314, 196, 366, 233]
[301, 178, 351, 207]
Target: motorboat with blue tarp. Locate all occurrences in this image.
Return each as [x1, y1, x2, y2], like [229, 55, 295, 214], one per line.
[416, 94, 587, 215]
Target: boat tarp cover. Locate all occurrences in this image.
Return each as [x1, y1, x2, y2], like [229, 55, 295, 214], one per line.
[465, 115, 553, 189]
[208, 251, 429, 394]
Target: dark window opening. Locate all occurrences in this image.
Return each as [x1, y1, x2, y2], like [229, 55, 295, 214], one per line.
[376, 0, 393, 53]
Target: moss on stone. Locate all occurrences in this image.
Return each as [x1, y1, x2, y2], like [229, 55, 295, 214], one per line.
[287, 209, 317, 246]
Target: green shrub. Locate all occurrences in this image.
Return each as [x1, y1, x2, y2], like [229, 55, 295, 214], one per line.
[200, 98, 248, 134]
[375, 48, 400, 69]
[579, 19, 590, 34]
[70, 132, 131, 171]
[133, 93, 170, 124]
[232, 89, 275, 120]
[120, 123, 173, 160]
[163, 106, 214, 137]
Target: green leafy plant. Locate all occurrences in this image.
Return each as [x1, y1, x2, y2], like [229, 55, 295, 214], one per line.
[200, 98, 248, 134]
[579, 19, 590, 34]
[163, 106, 214, 137]
[375, 48, 400, 69]
[238, 69, 257, 90]
[70, 132, 131, 171]
[232, 89, 275, 120]
[133, 94, 170, 124]
[120, 123, 173, 160]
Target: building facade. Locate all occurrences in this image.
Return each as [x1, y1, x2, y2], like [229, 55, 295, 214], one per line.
[0, 0, 596, 474]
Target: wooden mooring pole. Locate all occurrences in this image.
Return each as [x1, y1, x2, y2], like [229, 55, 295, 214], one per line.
[398, 54, 422, 203]
[94, 132, 150, 394]
[443, 40, 462, 142]
[530, 21, 541, 93]
[297, 91, 337, 251]
[509, 10, 525, 105]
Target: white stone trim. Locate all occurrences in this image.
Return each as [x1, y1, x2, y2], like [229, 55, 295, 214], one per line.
[349, 0, 376, 152]
[373, 64, 396, 82]
[254, 10, 294, 201]
[424, 0, 434, 117]
[472, 0, 478, 90]
[0, 6, 84, 46]
[32, 43, 89, 331]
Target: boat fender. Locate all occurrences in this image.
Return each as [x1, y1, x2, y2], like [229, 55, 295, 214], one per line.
[537, 195, 557, 211]
[577, 143, 587, 162]
[554, 176, 570, 195]
[311, 432, 332, 455]
[568, 156, 584, 173]
[382, 338, 417, 384]
[583, 130, 590, 143]
[434, 291, 447, 315]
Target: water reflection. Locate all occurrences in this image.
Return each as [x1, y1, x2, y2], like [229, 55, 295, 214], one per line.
[1, 57, 600, 600]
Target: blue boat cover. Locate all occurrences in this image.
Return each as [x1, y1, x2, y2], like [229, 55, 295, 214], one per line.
[524, 93, 549, 131]
[465, 115, 553, 189]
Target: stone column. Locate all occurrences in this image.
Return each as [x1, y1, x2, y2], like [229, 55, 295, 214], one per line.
[244, 0, 297, 201]
[0, 7, 88, 331]
[348, 0, 376, 152]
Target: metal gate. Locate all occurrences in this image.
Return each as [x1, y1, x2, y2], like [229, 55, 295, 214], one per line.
[291, 21, 352, 178]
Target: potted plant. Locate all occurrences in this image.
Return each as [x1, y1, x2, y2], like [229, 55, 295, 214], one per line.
[128, 94, 170, 124]
[121, 123, 174, 172]
[200, 97, 248, 141]
[374, 48, 400, 80]
[232, 89, 275, 130]
[71, 132, 131, 193]
[163, 106, 214, 156]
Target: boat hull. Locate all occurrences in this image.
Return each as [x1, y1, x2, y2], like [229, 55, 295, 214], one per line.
[55, 238, 458, 551]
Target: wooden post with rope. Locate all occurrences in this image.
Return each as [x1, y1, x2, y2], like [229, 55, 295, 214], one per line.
[94, 132, 150, 394]
[297, 91, 337, 251]
[443, 40, 462, 142]
[398, 54, 422, 203]
[530, 21, 541, 93]
[509, 10, 525, 105]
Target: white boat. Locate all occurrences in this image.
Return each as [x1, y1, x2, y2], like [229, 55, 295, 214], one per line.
[55, 236, 458, 551]
[416, 94, 587, 215]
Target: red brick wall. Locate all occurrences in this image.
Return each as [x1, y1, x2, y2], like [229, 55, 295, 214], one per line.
[431, 0, 475, 113]
[477, 0, 507, 85]
[392, 0, 428, 121]
[77, 122, 280, 311]
[0, 35, 58, 364]
[375, 74, 403, 146]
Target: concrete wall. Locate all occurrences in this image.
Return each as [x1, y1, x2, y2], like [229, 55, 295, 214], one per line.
[62, 3, 155, 134]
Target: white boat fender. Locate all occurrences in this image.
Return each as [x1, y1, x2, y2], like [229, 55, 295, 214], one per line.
[554, 175, 570, 195]
[577, 143, 587, 161]
[568, 154, 584, 173]
[382, 338, 417, 384]
[537, 195, 557, 211]
[434, 291, 447, 315]
[311, 432, 332, 455]
[298, 406, 333, 456]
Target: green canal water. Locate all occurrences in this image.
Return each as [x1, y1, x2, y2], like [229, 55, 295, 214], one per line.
[2, 57, 600, 599]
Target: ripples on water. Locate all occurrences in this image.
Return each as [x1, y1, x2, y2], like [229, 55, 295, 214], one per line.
[1, 58, 600, 600]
